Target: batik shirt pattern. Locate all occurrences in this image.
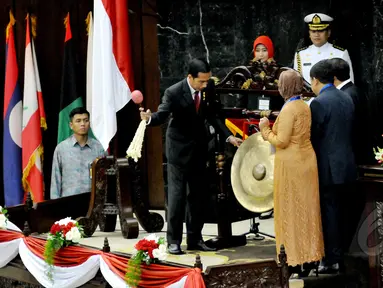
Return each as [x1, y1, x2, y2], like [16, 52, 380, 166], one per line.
[50, 135, 105, 199]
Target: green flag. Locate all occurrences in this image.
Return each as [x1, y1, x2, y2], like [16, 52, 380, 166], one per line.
[57, 13, 83, 143]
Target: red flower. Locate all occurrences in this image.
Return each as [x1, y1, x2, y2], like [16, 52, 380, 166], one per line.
[61, 222, 75, 236]
[49, 222, 77, 236]
[50, 223, 61, 235]
[135, 239, 159, 258]
[147, 248, 154, 258]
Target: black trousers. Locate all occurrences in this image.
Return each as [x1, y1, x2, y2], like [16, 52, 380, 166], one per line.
[320, 184, 343, 265]
[320, 182, 362, 265]
[166, 161, 205, 245]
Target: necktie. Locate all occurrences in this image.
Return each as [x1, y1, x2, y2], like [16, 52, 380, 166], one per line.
[194, 91, 200, 111]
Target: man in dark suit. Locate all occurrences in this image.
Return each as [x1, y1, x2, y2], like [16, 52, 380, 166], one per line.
[330, 57, 368, 164]
[140, 58, 242, 255]
[309, 59, 357, 273]
[330, 57, 368, 255]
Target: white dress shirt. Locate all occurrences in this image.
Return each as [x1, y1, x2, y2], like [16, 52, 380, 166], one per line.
[336, 78, 352, 90]
[186, 77, 200, 100]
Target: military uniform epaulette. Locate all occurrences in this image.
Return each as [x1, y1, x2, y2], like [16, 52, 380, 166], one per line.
[296, 46, 309, 53]
[333, 44, 345, 51]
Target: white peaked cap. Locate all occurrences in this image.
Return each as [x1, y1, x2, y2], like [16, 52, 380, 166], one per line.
[304, 13, 334, 30]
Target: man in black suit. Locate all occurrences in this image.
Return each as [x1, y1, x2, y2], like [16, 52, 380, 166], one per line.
[140, 58, 242, 255]
[330, 57, 368, 255]
[330, 57, 368, 164]
[310, 59, 357, 273]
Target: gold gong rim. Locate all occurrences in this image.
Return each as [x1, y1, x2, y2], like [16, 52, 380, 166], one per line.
[230, 132, 274, 213]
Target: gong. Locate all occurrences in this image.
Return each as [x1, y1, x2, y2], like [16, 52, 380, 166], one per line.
[230, 132, 275, 213]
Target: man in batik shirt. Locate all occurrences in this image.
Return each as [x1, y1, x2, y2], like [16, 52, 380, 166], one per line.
[50, 107, 105, 199]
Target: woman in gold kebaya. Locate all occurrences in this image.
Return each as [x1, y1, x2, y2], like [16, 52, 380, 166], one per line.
[259, 70, 324, 275]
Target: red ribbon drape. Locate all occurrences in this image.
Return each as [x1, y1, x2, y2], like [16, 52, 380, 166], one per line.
[0, 229, 205, 287]
[102, 253, 206, 288]
[0, 229, 23, 242]
[23, 237, 101, 266]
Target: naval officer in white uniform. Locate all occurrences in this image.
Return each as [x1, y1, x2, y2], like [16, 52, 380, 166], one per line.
[293, 13, 354, 85]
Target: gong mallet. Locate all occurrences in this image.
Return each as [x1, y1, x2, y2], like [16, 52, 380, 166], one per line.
[126, 90, 146, 162]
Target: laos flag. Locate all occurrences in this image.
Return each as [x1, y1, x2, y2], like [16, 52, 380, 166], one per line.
[3, 13, 23, 206]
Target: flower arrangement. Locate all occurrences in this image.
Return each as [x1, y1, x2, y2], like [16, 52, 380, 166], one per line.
[44, 217, 84, 281]
[373, 147, 383, 166]
[125, 234, 167, 287]
[126, 119, 146, 162]
[0, 206, 8, 229]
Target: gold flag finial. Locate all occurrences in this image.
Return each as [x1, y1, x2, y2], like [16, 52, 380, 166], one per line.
[85, 11, 92, 36]
[64, 12, 69, 28]
[30, 14, 37, 39]
[6, 10, 16, 39]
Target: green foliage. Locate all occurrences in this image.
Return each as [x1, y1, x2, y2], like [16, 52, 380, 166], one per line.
[125, 253, 143, 288]
[43, 233, 64, 282]
[2, 207, 8, 216]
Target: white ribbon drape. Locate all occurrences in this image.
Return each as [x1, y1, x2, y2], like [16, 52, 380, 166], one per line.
[0, 221, 22, 268]
[100, 257, 128, 288]
[19, 240, 100, 288]
[6, 221, 22, 232]
[0, 222, 189, 288]
[0, 238, 21, 268]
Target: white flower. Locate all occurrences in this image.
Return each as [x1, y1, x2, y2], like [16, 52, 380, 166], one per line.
[55, 217, 76, 226]
[153, 244, 167, 261]
[376, 152, 383, 161]
[374, 147, 383, 161]
[65, 227, 82, 243]
[0, 214, 6, 229]
[0, 206, 3, 212]
[145, 234, 159, 243]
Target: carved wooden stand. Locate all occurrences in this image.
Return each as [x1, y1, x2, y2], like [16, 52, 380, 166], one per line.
[205, 152, 247, 249]
[82, 156, 165, 238]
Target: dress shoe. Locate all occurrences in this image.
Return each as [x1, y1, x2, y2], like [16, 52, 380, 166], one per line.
[318, 263, 339, 274]
[187, 240, 216, 251]
[167, 244, 184, 255]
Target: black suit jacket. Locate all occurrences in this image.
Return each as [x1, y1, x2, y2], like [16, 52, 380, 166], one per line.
[310, 86, 357, 187]
[150, 78, 231, 167]
[340, 81, 367, 164]
[341, 82, 359, 107]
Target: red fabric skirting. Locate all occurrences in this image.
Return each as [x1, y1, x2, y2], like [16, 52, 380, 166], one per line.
[0, 229, 205, 287]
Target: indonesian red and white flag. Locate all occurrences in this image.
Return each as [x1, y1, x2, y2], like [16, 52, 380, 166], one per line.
[88, 0, 134, 150]
[22, 14, 46, 203]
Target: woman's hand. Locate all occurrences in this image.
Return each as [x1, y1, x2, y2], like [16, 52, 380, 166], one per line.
[259, 117, 270, 130]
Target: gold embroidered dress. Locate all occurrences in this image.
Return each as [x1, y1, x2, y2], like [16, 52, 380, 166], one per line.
[261, 99, 324, 266]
